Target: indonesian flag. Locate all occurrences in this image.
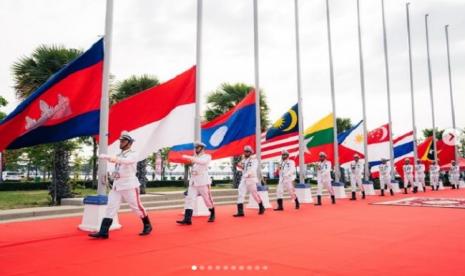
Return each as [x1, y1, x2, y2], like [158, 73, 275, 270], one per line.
[107, 66, 196, 161]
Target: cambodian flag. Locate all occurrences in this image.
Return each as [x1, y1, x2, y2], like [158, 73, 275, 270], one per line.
[0, 39, 103, 150]
[168, 90, 256, 162]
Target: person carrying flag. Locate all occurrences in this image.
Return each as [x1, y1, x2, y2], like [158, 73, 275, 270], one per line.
[450, 160, 460, 189]
[403, 159, 415, 194]
[315, 152, 335, 205]
[89, 131, 152, 239]
[274, 150, 299, 211]
[379, 158, 394, 196]
[429, 160, 440, 191]
[349, 154, 365, 200]
[176, 142, 215, 225]
[233, 145, 265, 217]
[415, 159, 426, 192]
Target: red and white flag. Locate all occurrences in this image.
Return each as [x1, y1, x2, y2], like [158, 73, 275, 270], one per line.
[107, 66, 196, 161]
[261, 132, 299, 161]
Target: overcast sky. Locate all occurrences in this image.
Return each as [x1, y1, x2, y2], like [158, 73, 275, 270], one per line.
[1, 0, 464, 140]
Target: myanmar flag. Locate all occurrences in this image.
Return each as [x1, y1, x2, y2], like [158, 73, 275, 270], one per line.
[295, 113, 334, 164]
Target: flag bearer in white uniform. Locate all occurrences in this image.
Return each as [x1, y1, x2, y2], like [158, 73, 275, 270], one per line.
[349, 154, 365, 200]
[274, 150, 299, 211]
[450, 160, 460, 189]
[415, 159, 426, 193]
[379, 158, 394, 196]
[402, 159, 415, 194]
[89, 131, 152, 239]
[429, 161, 440, 191]
[315, 152, 335, 205]
[176, 142, 215, 225]
[233, 145, 265, 217]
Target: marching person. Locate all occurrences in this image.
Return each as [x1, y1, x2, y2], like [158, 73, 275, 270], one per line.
[349, 154, 365, 200]
[429, 160, 440, 191]
[274, 149, 299, 211]
[415, 159, 426, 193]
[89, 131, 152, 239]
[176, 142, 215, 225]
[379, 158, 394, 196]
[233, 145, 265, 217]
[450, 160, 460, 189]
[315, 152, 335, 205]
[403, 159, 415, 194]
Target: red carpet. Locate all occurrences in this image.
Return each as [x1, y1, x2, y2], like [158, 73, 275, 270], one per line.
[1, 188, 465, 276]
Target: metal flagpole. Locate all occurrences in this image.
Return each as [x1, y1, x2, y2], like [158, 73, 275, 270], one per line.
[324, 0, 340, 182]
[294, 0, 306, 184]
[97, 0, 114, 195]
[380, 0, 395, 174]
[356, 0, 369, 181]
[406, 3, 419, 164]
[195, 0, 203, 141]
[445, 24, 459, 164]
[425, 14, 438, 162]
[253, 0, 262, 179]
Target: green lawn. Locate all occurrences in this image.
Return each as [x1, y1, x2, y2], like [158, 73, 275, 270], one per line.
[0, 185, 235, 210]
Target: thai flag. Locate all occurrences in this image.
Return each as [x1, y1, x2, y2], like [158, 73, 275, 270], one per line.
[0, 39, 103, 150]
[168, 91, 256, 162]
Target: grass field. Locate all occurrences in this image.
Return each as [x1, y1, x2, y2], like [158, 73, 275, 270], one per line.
[0, 185, 233, 210]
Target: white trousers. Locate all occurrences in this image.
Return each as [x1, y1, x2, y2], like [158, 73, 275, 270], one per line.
[185, 185, 214, 210]
[380, 175, 392, 190]
[105, 187, 147, 219]
[404, 175, 415, 188]
[430, 175, 439, 188]
[317, 179, 334, 196]
[451, 175, 460, 187]
[415, 174, 426, 187]
[276, 179, 296, 200]
[237, 180, 262, 204]
[350, 176, 363, 192]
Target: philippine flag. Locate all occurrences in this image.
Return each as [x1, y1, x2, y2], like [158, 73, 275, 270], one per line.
[168, 90, 256, 162]
[107, 66, 196, 161]
[338, 120, 364, 165]
[0, 39, 103, 151]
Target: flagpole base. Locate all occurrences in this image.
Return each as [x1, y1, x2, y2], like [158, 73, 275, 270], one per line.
[78, 195, 122, 232]
[332, 181, 347, 199]
[362, 181, 375, 195]
[295, 183, 313, 203]
[246, 185, 271, 209]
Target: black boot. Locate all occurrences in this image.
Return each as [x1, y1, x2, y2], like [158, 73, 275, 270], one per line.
[404, 188, 408, 194]
[350, 191, 356, 200]
[331, 195, 336, 204]
[274, 199, 284, 211]
[295, 198, 300, 209]
[176, 209, 193, 225]
[380, 189, 385, 196]
[413, 187, 418, 193]
[315, 195, 322, 206]
[140, 216, 152, 236]
[89, 218, 113, 239]
[258, 202, 265, 215]
[390, 189, 394, 196]
[452, 185, 456, 189]
[361, 191, 366, 199]
[208, 208, 215, 222]
[423, 186, 427, 192]
[233, 203, 245, 217]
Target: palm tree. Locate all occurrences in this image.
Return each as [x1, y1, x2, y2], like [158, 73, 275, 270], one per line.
[0, 96, 7, 120]
[112, 75, 160, 194]
[336, 117, 353, 134]
[12, 45, 82, 204]
[205, 83, 270, 187]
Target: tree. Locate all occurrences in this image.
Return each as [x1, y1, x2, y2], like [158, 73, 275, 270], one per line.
[205, 83, 270, 187]
[336, 117, 353, 134]
[422, 128, 444, 140]
[112, 74, 160, 194]
[12, 44, 82, 204]
[0, 96, 7, 120]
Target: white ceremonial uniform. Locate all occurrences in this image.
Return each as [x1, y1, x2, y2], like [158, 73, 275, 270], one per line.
[183, 153, 214, 209]
[450, 165, 460, 188]
[429, 164, 440, 189]
[317, 160, 334, 196]
[104, 149, 147, 219]
[403, 164, 415, 188]
[349, 160, 364, 192]
[237, 157, 262, 204]
[379, 163, 392, 190]
[277, 159, 297, 200]
[415, 164, 426, 189]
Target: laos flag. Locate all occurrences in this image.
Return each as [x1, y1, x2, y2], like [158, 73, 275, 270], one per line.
[168, 90, 256, 162]
[0, 39, 103, 150]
